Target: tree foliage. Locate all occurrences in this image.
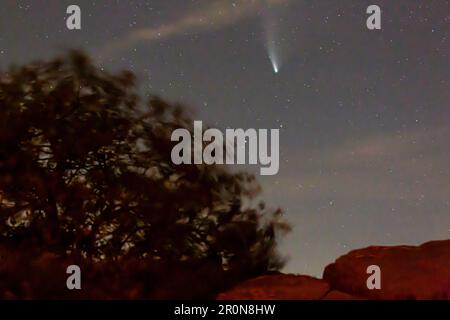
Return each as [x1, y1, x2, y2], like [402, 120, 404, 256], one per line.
[0, 51, 289, 299]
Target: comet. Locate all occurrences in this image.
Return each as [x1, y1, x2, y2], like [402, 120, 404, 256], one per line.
[268, 46, 279, 73]
[273, 63, 279, 73]
[263, 2, 282, 74]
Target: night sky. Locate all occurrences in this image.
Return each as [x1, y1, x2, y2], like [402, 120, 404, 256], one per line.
[1, 0, 449, 276]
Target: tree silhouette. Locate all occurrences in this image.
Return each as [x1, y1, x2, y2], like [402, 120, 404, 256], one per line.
[0, 51, 289, 299]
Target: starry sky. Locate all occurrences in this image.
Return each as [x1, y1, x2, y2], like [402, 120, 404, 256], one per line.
[0, 0, 449, 277]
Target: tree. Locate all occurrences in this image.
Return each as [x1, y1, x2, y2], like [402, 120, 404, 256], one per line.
[0, 51, 289, 299]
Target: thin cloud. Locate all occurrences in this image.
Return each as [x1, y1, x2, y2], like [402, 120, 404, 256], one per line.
[101, 0, 290, 57]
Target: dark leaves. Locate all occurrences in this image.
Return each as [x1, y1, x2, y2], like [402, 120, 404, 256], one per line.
[0, 51, 289, 299]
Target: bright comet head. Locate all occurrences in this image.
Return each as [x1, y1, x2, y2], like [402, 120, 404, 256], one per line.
[269, 50, 280, 74]
[273, 62, 279, 73]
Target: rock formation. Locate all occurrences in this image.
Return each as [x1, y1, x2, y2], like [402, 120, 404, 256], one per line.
[218, 240, 450, 300]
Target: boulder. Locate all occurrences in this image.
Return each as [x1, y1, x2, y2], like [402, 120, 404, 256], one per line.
[218, 240, 450, 300]
[217, 274, 331, 300]
[323, 240, 450, 299]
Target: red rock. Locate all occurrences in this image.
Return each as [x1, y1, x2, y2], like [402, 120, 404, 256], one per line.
[217, 274, 330, 300]
[218, 240, 450, 300]
[323, 240, 450, 300]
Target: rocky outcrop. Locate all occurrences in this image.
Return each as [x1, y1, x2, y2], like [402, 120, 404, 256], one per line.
[218, 273, 343, 300]
[323, 240, 450, 299]
[218, 240, 450, 300]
